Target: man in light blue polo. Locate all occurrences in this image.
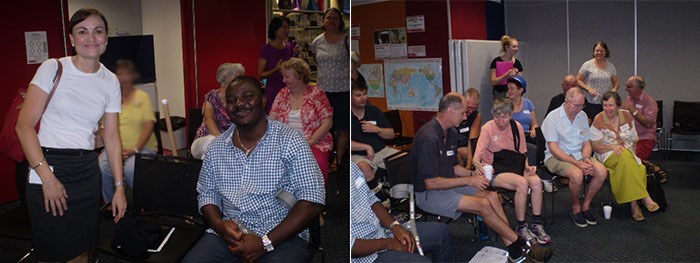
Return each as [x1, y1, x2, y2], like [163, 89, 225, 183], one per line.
[542, 88, 608, 228]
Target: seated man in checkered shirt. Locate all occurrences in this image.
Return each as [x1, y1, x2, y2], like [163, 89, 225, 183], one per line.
[350, 162, 454, 262]
[183, 76, 325, 262]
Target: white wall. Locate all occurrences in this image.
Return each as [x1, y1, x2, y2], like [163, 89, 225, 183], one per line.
[68, 0, 143, 36]
[141, 0, 186, 117]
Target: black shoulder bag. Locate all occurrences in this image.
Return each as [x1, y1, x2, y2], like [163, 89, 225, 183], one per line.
[492, 120, 527, 176]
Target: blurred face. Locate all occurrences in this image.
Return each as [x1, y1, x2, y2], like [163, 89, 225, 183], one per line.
[562, 77, 577, 93]
[507, 40, 519, 55]
[69, 14, 108, 60]
[276, 20, 290, 40]
[465, 96, 479, 116]
[564, 94, 586, 117]
[323, 10, 341, 32]
[351, 89, 368, 108]
[594, 44, 607, 60]
[116, 68, 137, 87]
[226, 81, 264, 127]
[448, 99, 468, 127]
[626, 78, 643, 99]
[602, 97, 618, 119]
[282, 68, 303, 88]
[506, 82, 522, 99]
[493, 112, 512, 131]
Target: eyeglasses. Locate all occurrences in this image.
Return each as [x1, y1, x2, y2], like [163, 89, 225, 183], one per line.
[626, 85, 639, 89]
[566, 100, 586, 109]
[493, 114, 511, 120]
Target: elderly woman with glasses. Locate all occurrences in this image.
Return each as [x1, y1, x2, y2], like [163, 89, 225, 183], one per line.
[590, 91, 660, 222]
[473, 98, 552, 245]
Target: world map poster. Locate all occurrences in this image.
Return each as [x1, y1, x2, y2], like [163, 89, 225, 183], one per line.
[383, 58, 443, 111]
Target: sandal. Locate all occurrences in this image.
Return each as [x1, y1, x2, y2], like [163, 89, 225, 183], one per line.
[653, 165, 668, 184]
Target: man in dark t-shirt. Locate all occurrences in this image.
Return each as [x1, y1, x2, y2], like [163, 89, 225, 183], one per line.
[410, 92, 553, 262]
[350, 81, 398, 187]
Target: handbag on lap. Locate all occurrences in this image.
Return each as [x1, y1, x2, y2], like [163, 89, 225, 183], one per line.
[0, 59, 62, 162]
[492, 119, 527, 176]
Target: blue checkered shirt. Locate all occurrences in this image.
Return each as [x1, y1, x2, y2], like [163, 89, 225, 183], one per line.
[350, 162, 391, 263]
[197, 119, 325, 241]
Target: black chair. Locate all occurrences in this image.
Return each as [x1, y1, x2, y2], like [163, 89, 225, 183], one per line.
[534, 128, 556, 212]
[655, 100, 668, 160]
[669, 101, 700, 152]
[98, 154, 205, 262]
[153, 111, 164, 154]
[188, 108, 203, 148]
[383, 110, 413, 148]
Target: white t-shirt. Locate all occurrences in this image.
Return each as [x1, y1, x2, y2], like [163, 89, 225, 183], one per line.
[30, 57, 121, 150]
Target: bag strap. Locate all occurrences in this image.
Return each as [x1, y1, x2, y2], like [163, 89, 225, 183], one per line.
[41, 59, 63, 115]
[509, 119, 521, 154]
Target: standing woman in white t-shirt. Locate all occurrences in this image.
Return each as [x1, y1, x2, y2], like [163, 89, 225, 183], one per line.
[16, 8, 126, 262]
[310, 7, 349, 170]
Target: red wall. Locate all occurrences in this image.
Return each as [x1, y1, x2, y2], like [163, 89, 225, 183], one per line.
[181, 0, 267, 112]
[0, 1, 68, 203]
[450, 0, 488, 40]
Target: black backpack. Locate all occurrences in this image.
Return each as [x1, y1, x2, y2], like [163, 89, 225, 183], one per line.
[646, 168, 668, 212]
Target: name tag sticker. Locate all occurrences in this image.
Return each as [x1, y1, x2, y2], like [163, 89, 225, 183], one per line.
[354, 176, 365, 189]
[446, 150, 455, 156]
[635, 104, 643, 109]
[29, 165, 54, 185]
[459, 127, 470, 133]
[620, 124, 630, 131]
[523, 110, 531, 114]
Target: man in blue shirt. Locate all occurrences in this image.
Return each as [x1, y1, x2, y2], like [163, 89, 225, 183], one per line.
[183, 76, 325, 262]
[350, 162, 453, 263]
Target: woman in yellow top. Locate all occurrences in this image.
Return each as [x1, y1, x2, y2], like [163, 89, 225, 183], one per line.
[99, 60, 157, 203]
[590, 91, 659, 221]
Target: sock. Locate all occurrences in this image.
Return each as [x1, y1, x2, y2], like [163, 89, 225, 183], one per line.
[366, 178, 380, 193]
[532, 215, 543, 225]
[517, 220, 527, 229]
[507, 237, 526, 258]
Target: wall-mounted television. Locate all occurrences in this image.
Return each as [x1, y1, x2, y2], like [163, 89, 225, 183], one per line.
[100, 35, 156, 84]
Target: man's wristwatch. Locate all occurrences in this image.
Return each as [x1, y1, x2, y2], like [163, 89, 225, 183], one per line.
[262, 234, 274, 252]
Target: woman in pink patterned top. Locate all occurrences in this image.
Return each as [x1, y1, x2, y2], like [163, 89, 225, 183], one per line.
[270, 58, 333, 184]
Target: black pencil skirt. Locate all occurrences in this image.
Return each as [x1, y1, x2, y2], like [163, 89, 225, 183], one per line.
[26, 148, 100, 261]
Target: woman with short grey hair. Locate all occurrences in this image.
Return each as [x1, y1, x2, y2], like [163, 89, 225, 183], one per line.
[473, 98, 552, 245]
[191, 63, 245, 159]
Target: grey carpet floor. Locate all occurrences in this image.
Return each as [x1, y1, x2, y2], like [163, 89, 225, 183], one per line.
[449, 154, 699, 262]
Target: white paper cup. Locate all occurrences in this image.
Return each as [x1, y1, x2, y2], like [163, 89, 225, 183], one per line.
[603, 205, 612, 219]
[483, 165, 494, 180]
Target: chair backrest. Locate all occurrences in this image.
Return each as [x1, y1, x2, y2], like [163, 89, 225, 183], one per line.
[188, 108, 203, 147]
[384, 150, 412, 185]
[535, 127, 547, 166]
[672, 101, 700, 131]
[133, 153, 203, 218]
[656, 100, 663, 129]
[383, 110, 403, 136]
[153, 111, 163, 154]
